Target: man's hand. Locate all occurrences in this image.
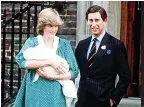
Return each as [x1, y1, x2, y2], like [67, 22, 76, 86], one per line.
[110, 99, 117, 107]
[110, 99, 114, 106]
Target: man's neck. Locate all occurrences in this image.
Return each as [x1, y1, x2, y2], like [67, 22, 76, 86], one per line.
[93, 30, 105, 38]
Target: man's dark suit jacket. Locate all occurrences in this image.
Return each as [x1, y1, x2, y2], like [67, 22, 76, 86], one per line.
[75, 32, 131, 106]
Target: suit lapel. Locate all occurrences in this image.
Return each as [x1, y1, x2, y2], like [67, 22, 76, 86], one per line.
[88, 33, 110, 76]
[96, 32, 110, 57]
[83, 36, 92, 60]
[81, 33, 110, 77]
[80, 36, 91, 77]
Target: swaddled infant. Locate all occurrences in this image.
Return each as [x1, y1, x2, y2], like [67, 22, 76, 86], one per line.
[23, 45, 69, 82]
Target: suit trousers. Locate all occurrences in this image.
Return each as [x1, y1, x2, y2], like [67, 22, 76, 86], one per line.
[85, 91, 111, 107]
[76, 90, 113, 107]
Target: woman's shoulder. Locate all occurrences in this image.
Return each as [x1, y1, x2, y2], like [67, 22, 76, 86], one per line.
[26, 35, 37, 41]
[26, 36, 38, 46]
[59, 37, 70, 45]
[58, 37, 70, 50]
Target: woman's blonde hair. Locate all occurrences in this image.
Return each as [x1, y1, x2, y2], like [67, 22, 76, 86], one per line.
[36, 8, 64, 35]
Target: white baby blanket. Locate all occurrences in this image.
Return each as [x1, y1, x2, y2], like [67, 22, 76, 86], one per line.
[23, 35, 77, 107]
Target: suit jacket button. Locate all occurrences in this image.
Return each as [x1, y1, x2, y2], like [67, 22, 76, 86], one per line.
[87, 78, 89, 80]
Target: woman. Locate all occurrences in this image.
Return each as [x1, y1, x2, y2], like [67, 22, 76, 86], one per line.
[13, 8, 78, 107]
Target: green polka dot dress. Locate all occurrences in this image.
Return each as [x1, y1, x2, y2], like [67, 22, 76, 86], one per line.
[13, 36, 78, 107]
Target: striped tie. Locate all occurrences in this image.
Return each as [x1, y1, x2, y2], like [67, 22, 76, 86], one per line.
[88, 38, 97, 68]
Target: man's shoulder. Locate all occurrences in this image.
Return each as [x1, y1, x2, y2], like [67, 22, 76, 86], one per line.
[107, 33, 123, 45]
[78, 36, 91, 44]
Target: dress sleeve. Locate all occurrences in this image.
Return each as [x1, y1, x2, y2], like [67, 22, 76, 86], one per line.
[64, 40, 79, 80]
[15, 37, 36, 69]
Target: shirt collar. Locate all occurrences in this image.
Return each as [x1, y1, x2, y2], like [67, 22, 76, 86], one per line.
[91, 30, 105, 42]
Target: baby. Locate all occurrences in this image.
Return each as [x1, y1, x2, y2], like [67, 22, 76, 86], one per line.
[23, 45, 69, 82]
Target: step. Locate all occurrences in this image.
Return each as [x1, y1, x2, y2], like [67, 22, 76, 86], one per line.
[118, 97, 141, 107]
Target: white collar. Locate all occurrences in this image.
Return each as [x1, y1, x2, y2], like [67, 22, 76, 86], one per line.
[91, 30, 105, 42]
[37, 35, 59, 52]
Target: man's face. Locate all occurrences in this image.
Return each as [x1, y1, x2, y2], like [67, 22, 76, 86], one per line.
[87, 12, 107, 37]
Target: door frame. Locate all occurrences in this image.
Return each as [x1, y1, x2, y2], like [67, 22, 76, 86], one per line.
[121, 1, 141, 97]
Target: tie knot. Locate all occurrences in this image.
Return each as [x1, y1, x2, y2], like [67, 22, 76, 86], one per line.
[93, 38, 97, 42]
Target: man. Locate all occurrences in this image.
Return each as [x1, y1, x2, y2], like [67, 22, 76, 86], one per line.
[75, 5, 131, 107]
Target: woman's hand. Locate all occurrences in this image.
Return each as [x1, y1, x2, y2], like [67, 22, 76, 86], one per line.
[36, 68, 54, 80]
[36, 68, 71, 80]
[49, 58, 68, 74]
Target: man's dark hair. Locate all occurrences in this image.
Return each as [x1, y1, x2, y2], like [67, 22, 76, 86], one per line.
[86, 5, 107, 21]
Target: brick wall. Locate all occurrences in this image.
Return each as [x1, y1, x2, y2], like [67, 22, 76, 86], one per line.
[58, 1, 77, 50]
[1, 1, 77, 102]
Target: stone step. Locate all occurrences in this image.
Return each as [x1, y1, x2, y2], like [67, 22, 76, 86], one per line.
[118, 97, 141, 107]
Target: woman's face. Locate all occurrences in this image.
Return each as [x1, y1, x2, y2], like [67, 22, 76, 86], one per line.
[43, 24, 58, 36]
